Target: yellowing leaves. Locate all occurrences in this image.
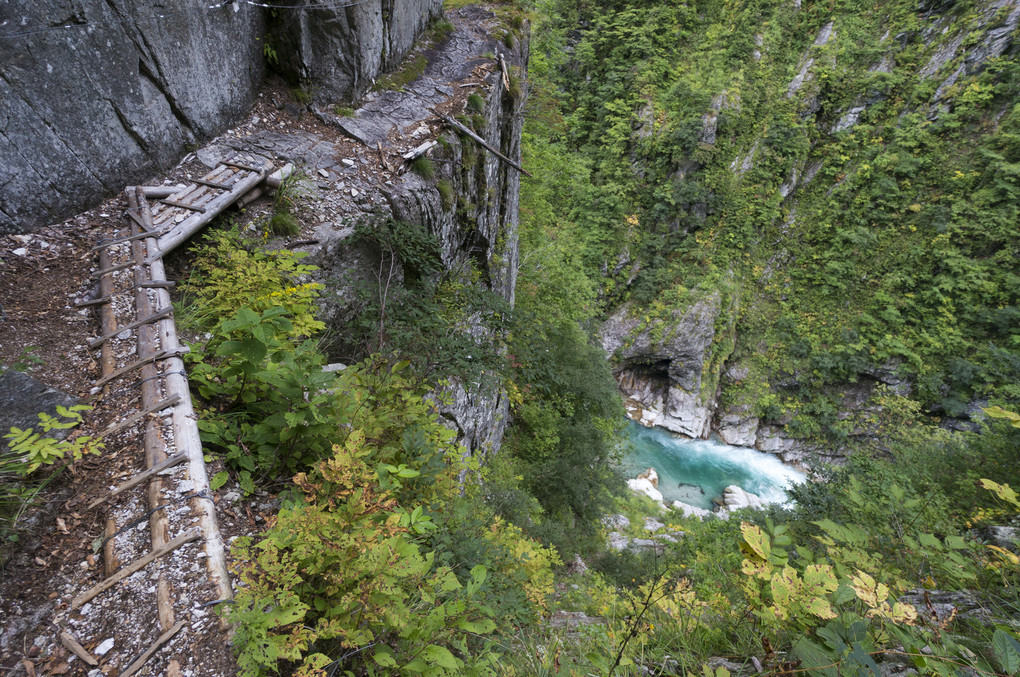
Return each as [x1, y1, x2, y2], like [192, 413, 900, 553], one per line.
[850, 570, 917, 624]
[740, 522, 771, 561]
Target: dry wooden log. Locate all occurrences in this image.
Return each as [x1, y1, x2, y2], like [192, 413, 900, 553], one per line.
[402, 140, 437, 160]
[96, 394, 181, 437]
[103, 517, 119, 577]
[93, 348, 187, 388]
[59, 631, 98, 667]
[499, 54, 511, 91]
[118, 620, 186, 677]
[137, 280, 174, 289]
[265, 162, 295, 189]
[190, 178, 232, 190]
[92, 230, 158, 250]
[129, 194, 175, 633]
[72, 528, 201, 608]
[96, 248, 118, 394]
[91, 260, 134, 278]
[146, 161, 271, 261]
[87, 454, 187, 510]
[236, 185, 267, 208]
[136, 191, 233, 605]
[433, 112, 533, 177]
[377, 142, 395, 173]
[156, 577, 174, 631]
[237, 162, 295, 207]
[87, 306, 173, 349]
[75, 295, 111, 308]
[159, 198, 206, 212]
[137, 185, 188, 199]
[222, 159, 264, 172]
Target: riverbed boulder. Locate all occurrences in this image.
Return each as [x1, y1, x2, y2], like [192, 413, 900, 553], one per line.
[627, 477, 664, 505]
[672, 501, 714, 519]
[637, 467, 660, 489]
[722, 485, 764, 510]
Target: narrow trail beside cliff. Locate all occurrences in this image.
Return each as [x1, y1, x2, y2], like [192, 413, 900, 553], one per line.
[0, 5, 521, 675]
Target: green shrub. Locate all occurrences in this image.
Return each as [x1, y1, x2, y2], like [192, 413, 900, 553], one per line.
[410, 155, 436, 180]
[175, 228, 323, 338]
[266, 210, 300, 237]
[437, 180, 454, 210]
[467, 93, 485, 114]
[429, 18, 455, 42]
[2, 405, 102, 541]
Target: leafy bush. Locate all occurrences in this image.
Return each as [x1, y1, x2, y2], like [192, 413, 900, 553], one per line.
[2, 405, 102, 541]
[226, 358, 559, 675]
[176, 228, 323, 338]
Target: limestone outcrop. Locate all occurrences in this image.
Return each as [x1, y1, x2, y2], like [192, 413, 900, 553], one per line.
[601, 293, 722, 438]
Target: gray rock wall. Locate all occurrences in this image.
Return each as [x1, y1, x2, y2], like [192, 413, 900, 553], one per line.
[272, 0, 443, 102]
[1, 0, 446, 234]
[1, 0, 266, 234]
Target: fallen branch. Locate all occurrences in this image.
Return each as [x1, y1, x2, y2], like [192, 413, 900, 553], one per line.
[432, 111, 532, 177]
[119, 620, 186, 677]
[72, 528, 201, 608]
[88, 453, 187, 509]
[60, 631, 98, 667]
[402, 140, 437, 161]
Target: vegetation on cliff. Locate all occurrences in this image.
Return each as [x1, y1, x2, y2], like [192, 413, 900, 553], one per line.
[157, 0, 1020, 674]
[528, 0, 1020, 445]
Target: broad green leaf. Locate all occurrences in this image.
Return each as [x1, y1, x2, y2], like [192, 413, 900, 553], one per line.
[993, 629, 1020, 674]
[792, 637, 839, 677]
[372, 648, 398, 667]
[980, 479, 1020, 509]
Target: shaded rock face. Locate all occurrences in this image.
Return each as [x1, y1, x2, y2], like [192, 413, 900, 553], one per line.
[601, 294, 721, 438]
[1, 1, 266, 234]
[0, 369, 80, 450]
[273, 0, 443, 103]
[2, 0, 448, 234]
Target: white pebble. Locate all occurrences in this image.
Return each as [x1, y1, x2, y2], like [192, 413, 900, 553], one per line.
[95, 638, 115, 656]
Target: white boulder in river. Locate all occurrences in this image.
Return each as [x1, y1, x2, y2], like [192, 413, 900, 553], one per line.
[627, 477, 664, 505]
[636, 467, 659, 488]
[722, 485, 765, 510]
[672, 500, 713, 519]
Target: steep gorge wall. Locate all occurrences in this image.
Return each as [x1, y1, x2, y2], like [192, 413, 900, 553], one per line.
[273, 0, 443, 102]
[591, 0, 1020, 465]
[1, 0, 441, 234]
[301, 9, 527, 454]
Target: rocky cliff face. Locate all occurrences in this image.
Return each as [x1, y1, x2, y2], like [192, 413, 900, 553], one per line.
[600, 294, 724, 439]
[595, 0, 1020, 467]
[272, 0, 444, 103]
[1, 1, 265, 234]
[300, 7, 526, 455]
[1, 0, 444, 234]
